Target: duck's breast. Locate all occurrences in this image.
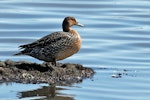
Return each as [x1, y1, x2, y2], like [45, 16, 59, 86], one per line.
[56, 31, 82, 60]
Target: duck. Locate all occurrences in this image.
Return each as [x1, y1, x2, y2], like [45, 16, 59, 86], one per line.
[14, 16, 84, 66]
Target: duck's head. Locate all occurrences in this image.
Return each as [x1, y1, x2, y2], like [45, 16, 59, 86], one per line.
[62, 16, 84, 32]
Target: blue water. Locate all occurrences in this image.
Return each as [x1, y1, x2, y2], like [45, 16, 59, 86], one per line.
[0, 0, 150, 100]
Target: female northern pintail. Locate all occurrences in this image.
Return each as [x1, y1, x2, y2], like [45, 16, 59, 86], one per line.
[15, 16, 84, 66]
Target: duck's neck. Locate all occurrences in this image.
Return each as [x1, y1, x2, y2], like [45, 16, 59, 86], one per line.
[62, 20, 72, 32]
[63, 25, 71, 32]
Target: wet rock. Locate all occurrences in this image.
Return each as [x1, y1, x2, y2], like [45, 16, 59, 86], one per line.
[0, 60, 94, 85]
[0, 61, 6, 67]
[0, 67, 5, 74]
[5, 59, 16, 66]
[22, 73, 34, 79]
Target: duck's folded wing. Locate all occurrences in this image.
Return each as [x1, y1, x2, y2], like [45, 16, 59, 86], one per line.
[19, 32, 71, 49]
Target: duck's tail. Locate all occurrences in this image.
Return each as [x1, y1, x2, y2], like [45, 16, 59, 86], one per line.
[14, 48, 28, 56]
[14, 52, 23, 56]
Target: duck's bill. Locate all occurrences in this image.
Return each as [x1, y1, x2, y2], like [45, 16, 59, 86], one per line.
[76, 22, 84, 27]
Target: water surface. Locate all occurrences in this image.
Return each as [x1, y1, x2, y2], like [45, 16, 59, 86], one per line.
[0, 0, 150, 100]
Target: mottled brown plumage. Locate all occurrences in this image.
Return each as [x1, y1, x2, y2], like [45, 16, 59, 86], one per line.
[14, 16, 84, 65]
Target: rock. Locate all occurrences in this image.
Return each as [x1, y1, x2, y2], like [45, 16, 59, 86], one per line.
[0, 67, 5, 74]
[0, 61, 6, 67]
[22, 73, 34, 79]
[5, 60, 16, 66]
[0, 60, 94, 85]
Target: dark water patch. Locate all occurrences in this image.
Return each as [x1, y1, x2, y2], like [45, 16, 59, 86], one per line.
[87, 23, 131, 29]
[0, 31, 51, 37]
[7, 2, 115, 9]
[127, 43, 150, 48]
[123, 14, 150, 18]
[0, 12, 49, 19]
[0, 22, 57, 29]
[118, 30, 150, 35]
[0, 51, 15, 56]
[0, 38, 35, 43]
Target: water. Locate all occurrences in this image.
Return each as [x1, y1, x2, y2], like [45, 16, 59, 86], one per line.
[0, 0, 150, 100]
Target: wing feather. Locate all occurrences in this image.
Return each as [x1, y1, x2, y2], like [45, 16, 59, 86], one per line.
[19, 32, 71, 49]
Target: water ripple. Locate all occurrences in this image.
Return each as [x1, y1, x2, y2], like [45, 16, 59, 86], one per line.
[0, 0, 150, 100]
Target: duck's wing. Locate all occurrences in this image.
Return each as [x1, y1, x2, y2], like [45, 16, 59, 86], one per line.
[19, 32, 71, 49]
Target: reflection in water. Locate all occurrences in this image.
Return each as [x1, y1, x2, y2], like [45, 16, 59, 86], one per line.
[18, 84, 73, 100]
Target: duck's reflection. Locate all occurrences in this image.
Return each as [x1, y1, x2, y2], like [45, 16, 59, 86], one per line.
[18, 84, 73, 100]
